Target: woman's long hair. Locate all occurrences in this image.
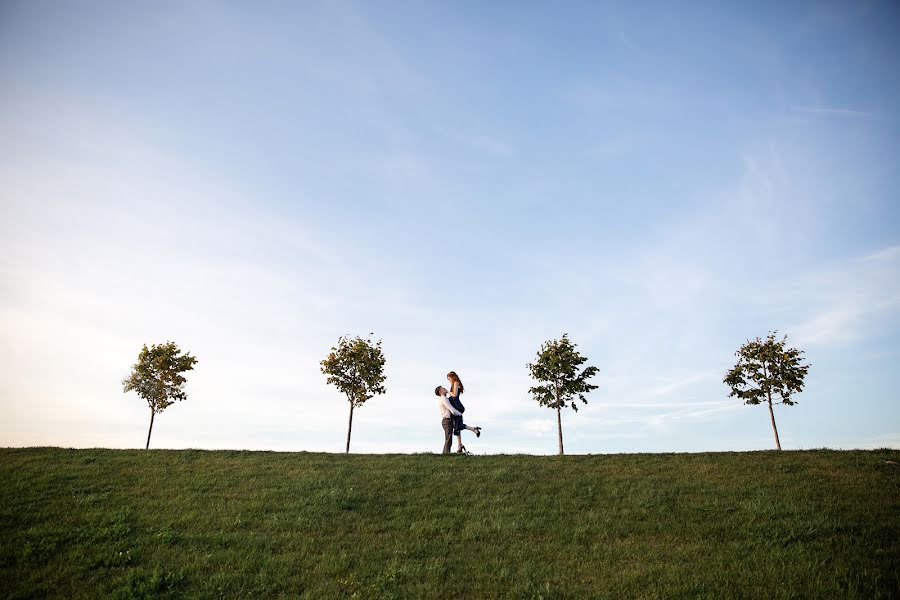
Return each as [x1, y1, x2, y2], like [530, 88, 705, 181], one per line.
[447, 371, 464, 394]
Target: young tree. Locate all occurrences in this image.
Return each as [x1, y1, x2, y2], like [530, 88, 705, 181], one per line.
[724, 332, 810, 451]
[320, 334, 387, 453]
[527, 333, 599, 455]
[122, 341, 198, 450]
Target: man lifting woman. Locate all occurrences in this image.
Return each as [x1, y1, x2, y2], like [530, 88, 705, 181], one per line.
[435, 371, 481, 454]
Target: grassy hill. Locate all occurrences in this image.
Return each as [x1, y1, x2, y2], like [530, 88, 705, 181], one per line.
[1, 448, 897, 599]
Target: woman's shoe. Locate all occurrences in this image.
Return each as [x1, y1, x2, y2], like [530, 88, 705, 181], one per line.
[475, 427, 482, 438]
[457, 445, 467, 454]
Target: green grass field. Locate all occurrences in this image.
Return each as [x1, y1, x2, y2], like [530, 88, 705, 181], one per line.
[1, 448, 897, 599]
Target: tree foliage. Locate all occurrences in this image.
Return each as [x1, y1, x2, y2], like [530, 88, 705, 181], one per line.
[320, 334, 387, 407]
[122, 341, 197, 449]
[724, 332, 810, 407]
[123, 342, 198, 413]
[528, 333, 599, 412]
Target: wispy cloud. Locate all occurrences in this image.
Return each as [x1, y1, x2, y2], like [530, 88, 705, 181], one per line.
[431, 124, 513, 158]
[645, 372, 720, 398]
[863, 245, 900, 262]
[787, 245, 900, 347]
[790, 105, 875, 118]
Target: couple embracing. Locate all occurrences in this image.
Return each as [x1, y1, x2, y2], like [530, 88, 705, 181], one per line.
[435, 370, 482, 454]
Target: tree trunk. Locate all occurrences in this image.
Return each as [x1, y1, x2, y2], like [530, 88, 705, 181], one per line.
[556, 405, 564, 456]
[346, 402, 354, 453]
[145, 408, 155, 450]
[767, 393, 781, 451]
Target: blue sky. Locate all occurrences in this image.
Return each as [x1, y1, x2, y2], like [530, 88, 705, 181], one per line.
[1, 1, 898, 454]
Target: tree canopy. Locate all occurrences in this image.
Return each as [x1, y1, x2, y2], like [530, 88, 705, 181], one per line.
[528, 334, 599, 412]
[724, 332, 809, 407]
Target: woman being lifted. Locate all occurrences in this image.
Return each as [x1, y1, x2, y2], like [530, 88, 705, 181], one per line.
[447, 371, 481, 453]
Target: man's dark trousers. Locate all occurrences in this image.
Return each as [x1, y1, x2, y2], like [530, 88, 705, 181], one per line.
[442, 418, 453, 454]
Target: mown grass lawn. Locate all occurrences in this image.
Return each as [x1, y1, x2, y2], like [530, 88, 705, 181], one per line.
[0, 448, 897, 599]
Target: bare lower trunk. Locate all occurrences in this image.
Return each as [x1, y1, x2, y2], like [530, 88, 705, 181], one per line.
[557, 405, 564, 456]
[346, 402, 354, 453]
[767, 394, 781, 450]
[145, 409, 155, 450]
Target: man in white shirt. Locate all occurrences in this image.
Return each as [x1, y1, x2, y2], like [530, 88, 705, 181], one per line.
[435, 386, 462, 454]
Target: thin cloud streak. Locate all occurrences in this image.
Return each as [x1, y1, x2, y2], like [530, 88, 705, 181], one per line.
[790, 105, 875, 118]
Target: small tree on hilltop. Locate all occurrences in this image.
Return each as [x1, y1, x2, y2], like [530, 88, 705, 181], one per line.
[724, 332, 810, 451]
[321, 334, 387, 453]
[527, 333, 599, 456]
[123, 341, 198, 450]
